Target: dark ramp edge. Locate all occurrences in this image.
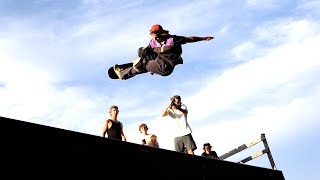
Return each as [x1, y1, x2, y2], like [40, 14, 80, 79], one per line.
[0, 116, 285, 180]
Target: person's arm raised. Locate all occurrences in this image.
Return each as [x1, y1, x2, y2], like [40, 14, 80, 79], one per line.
[186, 36, 214, 43]
[162, 104, 171, 117]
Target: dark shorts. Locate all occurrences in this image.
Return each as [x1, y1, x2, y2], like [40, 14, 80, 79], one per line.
[145, 58, 174, 76]
[174, 133, 197, 152]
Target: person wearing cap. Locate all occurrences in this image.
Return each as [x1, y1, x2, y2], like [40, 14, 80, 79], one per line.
[101, 105, 127, 141]
[113, 24, 214, 80]
[161, 95, 197, 155]
[138, 123, 159, 148]
[201, 142, 219, 159]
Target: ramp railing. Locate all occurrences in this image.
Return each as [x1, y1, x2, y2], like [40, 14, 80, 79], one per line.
[219, 133, 277, 170]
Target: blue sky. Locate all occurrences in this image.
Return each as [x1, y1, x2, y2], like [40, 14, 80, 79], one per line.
[1, 0, 320, 179]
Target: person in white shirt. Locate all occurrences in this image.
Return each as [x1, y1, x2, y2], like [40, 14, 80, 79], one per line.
[161, 95, 197, 155]
[139, 123, 159, 148]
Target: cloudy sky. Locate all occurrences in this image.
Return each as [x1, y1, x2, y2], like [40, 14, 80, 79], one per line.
[1, 0, 320, 179]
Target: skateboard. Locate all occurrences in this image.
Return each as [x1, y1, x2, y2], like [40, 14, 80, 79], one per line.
[108, 56, 143, 79]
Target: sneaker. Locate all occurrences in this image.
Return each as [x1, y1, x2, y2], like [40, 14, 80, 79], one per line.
[132, 57, 143, 72]
[113, 64, 123, 80]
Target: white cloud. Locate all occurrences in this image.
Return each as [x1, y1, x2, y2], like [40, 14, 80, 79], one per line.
[173, 19, 320, 156]
[230, 42, 256, 60]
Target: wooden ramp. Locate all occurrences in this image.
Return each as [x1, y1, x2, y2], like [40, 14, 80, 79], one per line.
[0, 116, 285, 179]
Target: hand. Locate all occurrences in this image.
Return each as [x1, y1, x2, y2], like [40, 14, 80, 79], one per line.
[170, 103, 178, 110]
[203, 36, 214, 41]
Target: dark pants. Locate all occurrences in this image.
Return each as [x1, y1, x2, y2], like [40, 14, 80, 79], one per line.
[120, 57, 174, 80]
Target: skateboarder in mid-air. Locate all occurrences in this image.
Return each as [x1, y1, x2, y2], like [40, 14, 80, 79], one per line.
[112, 24, 214, 80]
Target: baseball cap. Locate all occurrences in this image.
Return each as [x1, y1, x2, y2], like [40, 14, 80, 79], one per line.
[150, 24, 164, 34]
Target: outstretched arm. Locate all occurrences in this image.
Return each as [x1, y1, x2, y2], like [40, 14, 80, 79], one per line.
[186, 36, 214, 43]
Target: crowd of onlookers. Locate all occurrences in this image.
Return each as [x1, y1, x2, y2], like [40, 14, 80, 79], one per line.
[101, 95, 219, 159]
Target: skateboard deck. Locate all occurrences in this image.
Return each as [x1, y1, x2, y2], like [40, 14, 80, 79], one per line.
[108, 56, 142, 79]
[108, 62, 133, 79]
